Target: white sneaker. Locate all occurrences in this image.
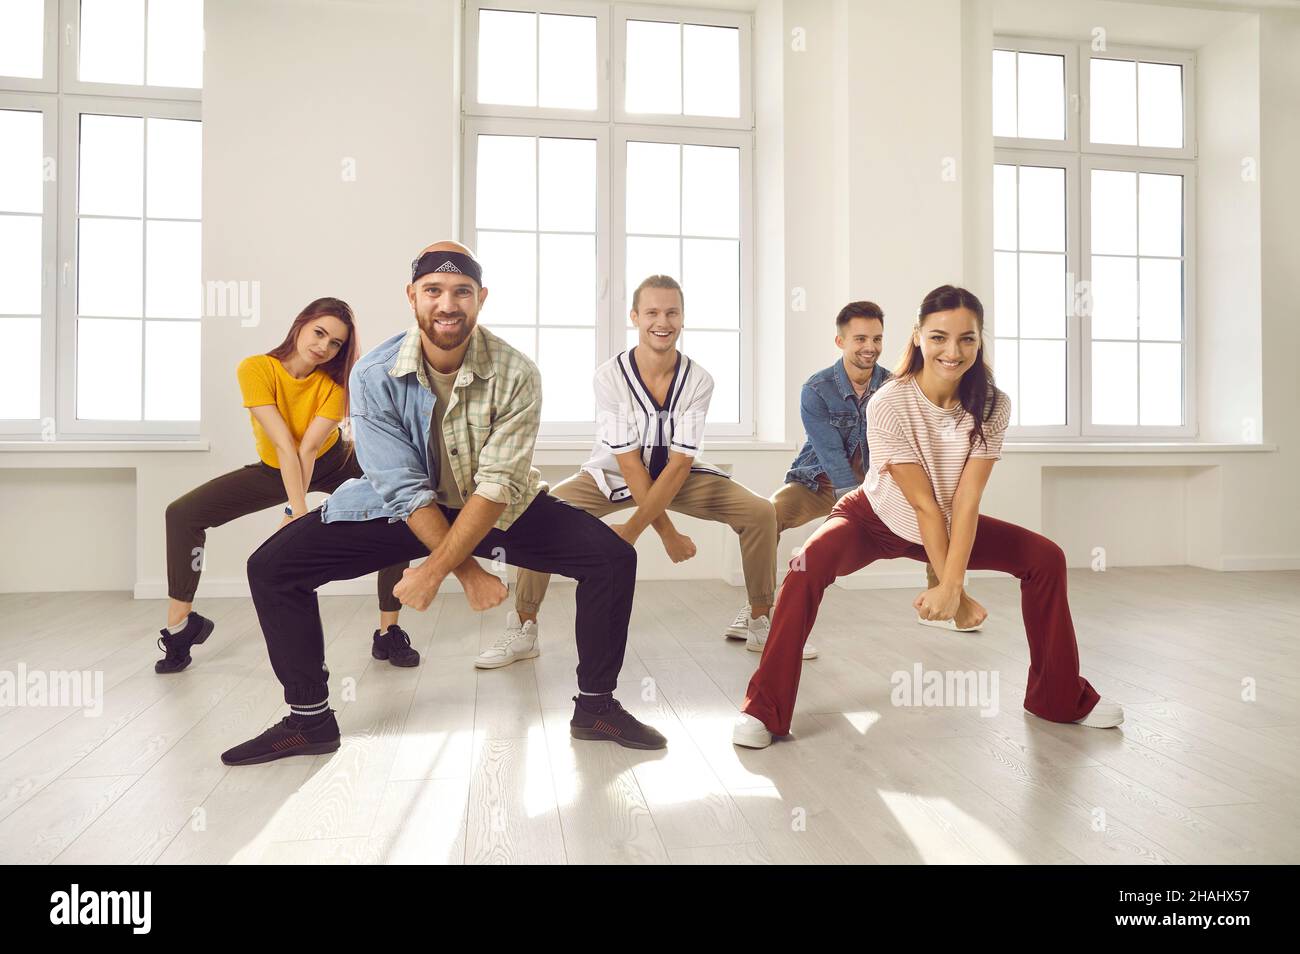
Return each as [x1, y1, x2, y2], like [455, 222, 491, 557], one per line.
[745, 614, 818, 660]
[475, 611, 539, 670]
[723, 604, 751, 640]
[732, 713, 773, 749]
[1074, 698, 1124, 728]
[916, 614, 985, 633]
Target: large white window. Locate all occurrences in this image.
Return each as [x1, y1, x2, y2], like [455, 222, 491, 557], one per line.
[0, 0, 203, 439]
[993, 38, 1195, 438]
[463, 2, 753, 437]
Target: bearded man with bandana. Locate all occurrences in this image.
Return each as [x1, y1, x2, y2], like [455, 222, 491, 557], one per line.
[221, 241, 666, 766]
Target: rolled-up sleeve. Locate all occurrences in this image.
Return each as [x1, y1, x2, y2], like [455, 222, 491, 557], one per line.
[472, 365, 542, 506]
[350, 365, 435, 521]
[970, 391, 1012, 460]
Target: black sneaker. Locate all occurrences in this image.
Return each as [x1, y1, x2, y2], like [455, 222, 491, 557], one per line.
[372, 625, 420, 667]
[569, 696, 667, 750]
[220, 710, 341, 766]
[154, 612, 216, 674]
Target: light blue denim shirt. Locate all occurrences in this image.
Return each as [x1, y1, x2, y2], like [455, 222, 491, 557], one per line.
[784, 359, 892, 497]
[320, 323, 544, 531]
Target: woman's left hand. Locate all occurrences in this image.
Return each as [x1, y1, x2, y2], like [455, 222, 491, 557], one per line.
[914, 584, 961, 621]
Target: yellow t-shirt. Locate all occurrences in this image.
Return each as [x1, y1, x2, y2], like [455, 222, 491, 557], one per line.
[236, 354, 345, 468]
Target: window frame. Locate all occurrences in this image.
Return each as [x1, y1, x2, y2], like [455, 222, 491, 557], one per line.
[993, 34, 1196, 441]
[463, 0, 611, 123]
[990, 149, 1080, 440]
[462, 1, 756, 439]
[461, 115, 614, 435]
[0, 92, 58, 435]
[1080, 43, 1196, 161]
[1080, 153, 1197, 438]
[992, 36, 1078, 154]
[56, 95, 203, 437]
[613, 123, 753, 436]
[58, 0, 204, 103]
[1, 0, 204, 440]
[612, 4, 752, 131]
[0, 0, 60, 93]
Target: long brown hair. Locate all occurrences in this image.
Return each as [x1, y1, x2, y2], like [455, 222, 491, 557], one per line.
[266, 297, 359, 459]
[892, 285, 1002, 451]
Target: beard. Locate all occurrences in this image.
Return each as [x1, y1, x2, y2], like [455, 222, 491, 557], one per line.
[415, 303, 477, 351]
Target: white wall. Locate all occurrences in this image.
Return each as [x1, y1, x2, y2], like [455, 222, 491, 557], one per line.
[1198, 15, 1261, 444]
[2, 0, 1298, 600]
[0, 468, 135, 591]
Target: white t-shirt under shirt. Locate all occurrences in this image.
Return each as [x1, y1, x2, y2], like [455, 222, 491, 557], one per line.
[581, 348, 729, 502]
[863, 375, 1012, 545]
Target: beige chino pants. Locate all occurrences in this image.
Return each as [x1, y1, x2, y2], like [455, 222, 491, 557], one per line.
[515, 470, 778, 613]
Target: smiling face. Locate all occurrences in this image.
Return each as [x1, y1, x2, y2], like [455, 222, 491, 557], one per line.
[914, 306, 982, 383]
[408, 272, 487, 351]
[837, 316, 883, 373]
[295, 315, 349, 368]
[631, 286, 684, 355]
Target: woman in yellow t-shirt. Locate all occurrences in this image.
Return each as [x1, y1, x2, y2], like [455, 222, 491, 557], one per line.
[157, 297, 415, 674]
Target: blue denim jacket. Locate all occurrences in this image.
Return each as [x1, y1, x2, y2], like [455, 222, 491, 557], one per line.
[784, 359, 892, 497]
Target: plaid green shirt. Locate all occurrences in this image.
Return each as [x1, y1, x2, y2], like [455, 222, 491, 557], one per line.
[340, 321, 543, 532]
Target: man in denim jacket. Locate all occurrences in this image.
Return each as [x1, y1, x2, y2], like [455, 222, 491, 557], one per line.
[722, 303, 890, 653]
[780, 301, 892, 524]
[221, 241, 667, 766]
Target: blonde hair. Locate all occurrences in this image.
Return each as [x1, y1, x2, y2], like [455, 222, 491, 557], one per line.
[631, 274, 684, 312]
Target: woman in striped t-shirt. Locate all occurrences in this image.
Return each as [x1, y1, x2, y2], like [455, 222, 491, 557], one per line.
[734, 285, 1122, 748]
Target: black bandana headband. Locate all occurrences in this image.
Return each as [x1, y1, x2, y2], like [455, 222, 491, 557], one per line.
[410, 250, 483, 286]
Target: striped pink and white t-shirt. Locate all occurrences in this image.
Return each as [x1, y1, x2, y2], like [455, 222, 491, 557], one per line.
[863, 375, 1012, 545]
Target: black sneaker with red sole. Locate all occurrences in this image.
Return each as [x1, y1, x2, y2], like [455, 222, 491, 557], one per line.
[569, 696, 667, 750]
[220, 710, 341, 766]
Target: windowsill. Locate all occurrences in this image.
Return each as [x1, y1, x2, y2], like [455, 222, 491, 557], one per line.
[0, 440, 210, 453]
[534, 438, 796, 452]
[1003, 441, 1276, 454]
[1, 438, 1270, 457]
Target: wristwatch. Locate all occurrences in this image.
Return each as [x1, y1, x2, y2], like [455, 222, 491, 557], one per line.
[284, 506, 295, 516]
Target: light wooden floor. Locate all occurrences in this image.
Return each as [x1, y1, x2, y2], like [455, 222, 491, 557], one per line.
[0, 567, 1297, 864]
